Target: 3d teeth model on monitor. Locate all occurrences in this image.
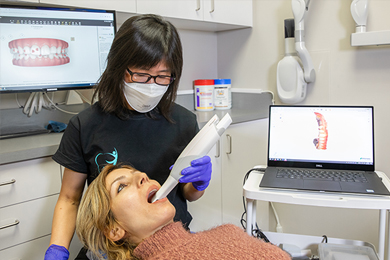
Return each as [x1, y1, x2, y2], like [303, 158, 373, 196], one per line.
[313, 112, 328, 150]
[8, 38, 70, 66]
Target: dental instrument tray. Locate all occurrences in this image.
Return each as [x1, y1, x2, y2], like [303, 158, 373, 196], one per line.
[318, 243, 379, 260]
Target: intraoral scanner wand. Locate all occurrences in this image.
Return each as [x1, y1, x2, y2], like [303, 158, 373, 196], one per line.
[151, 113, 232, 203]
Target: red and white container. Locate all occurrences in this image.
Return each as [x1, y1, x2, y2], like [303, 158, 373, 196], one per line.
[194, 79, 214, 111]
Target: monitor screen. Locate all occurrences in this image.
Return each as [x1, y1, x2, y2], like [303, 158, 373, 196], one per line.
[0, 4, 116, 93]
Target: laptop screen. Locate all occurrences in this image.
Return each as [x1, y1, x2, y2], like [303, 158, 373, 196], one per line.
[267, 105, 374, 171]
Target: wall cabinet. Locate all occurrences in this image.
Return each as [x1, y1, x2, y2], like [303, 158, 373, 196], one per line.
[0, 158, 61, 259]
[137, 0, 203, 22]
[39, 0, 137, 13]
[37, 0, 252, 31]
[188, 118, 268, 231]
[137, 0, 252, 27]
[203, 0, 252, 26]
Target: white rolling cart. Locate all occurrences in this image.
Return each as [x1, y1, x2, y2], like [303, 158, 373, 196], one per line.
[243, 167, 390, 260]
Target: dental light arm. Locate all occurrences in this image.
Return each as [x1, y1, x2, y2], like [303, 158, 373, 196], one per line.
[292, 0, 316, 83]
[151, 113, 232, 203]
[351, 0, 369, 33]
[277, 19, 307, 104]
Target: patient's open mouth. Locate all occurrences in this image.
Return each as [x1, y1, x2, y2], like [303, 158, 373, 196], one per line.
[148, 189, 157, 203]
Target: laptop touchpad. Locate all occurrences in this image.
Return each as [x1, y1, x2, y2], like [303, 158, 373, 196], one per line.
[303, 180, 342, 192]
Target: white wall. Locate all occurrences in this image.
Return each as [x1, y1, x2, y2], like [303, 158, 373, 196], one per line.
[216, 0, 390, 249]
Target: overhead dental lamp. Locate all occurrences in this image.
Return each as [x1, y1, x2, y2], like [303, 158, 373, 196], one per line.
[277, 0, 316, 104]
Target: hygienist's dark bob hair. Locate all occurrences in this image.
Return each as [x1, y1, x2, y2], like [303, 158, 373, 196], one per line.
[93, 14, 183, 121]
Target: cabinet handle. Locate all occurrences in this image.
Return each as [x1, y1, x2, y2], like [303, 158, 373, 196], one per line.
[215, 140, 220, 158]
[0, 219, 20, 230]
[210, 0, 215, 13]
[195, 0, 200, 11]
[226, 134, 232, 154]
[0, 179, 16, 186]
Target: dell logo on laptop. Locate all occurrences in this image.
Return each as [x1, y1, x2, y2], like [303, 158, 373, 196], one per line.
[316, 164, 323, 168]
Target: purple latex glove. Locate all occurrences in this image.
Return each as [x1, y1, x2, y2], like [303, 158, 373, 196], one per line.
[179, 155, 212, 191]
[44, 244, 69, 260]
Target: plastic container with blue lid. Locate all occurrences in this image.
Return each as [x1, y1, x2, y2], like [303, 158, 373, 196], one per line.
[214, 79, 231, 110]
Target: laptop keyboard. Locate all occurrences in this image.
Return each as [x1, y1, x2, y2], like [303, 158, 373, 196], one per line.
[276, 169, 368, 183]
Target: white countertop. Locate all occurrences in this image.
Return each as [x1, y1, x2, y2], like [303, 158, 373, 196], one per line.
[0, 91, 273, 165]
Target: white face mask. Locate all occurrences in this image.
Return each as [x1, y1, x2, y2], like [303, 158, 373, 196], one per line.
[123, 82, 169, 113]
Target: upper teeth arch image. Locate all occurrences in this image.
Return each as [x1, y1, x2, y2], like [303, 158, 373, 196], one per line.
[313, 112, 328, 150]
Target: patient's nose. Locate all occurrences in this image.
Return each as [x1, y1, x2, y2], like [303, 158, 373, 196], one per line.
[137, 172, 149, 187]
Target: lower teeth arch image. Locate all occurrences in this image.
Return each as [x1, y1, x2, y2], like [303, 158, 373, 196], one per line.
[8, 38, 70, 67]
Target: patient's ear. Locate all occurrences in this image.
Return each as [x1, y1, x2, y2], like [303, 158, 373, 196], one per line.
[107, 225, 125, 242]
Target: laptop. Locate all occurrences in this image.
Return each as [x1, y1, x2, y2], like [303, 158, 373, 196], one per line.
[259, 105, 390, 196]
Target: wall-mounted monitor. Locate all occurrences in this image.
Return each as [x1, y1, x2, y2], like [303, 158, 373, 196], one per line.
[0, 3, 116, 93]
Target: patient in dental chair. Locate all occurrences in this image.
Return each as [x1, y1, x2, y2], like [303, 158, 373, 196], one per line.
[76, 164, 291, 260]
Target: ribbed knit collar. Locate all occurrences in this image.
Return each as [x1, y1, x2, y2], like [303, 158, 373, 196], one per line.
[133, 222, 191, 259]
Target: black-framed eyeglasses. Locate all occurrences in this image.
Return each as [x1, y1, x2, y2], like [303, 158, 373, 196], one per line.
[126, 68, 175, 86]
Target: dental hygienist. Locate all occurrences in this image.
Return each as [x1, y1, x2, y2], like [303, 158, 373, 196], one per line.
[44, 14, 212, 260]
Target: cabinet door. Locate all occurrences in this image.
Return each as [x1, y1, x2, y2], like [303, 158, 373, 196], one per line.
[187, 142, 222, 232]
[0, 235, 50, 260]
[0, 157, 61, 208]
[203, 0, 252, 26]
[137, 0, 203, 21]
[220, 119, 268, 226]
[0, 195, 58, 250]
[39, 0, 137, 13]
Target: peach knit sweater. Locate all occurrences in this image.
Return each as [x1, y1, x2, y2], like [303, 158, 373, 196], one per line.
[134, 222, 291, 260]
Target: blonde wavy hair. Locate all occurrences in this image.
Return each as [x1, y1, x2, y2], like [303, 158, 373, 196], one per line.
[76, 164, 140, 260]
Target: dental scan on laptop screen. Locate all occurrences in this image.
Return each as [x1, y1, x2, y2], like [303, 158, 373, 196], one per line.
[269, 106, 373, 168]
[260, 105, 390, 196]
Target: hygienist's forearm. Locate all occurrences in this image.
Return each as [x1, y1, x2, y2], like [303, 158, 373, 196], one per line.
[181, 183, 205, 202]
[49, 196, 80, 249]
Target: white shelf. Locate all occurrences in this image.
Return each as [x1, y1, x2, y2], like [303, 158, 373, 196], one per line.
[264, 231, 377, 258]
[351, 31, 390, 46]
[244, 170, 390, 210]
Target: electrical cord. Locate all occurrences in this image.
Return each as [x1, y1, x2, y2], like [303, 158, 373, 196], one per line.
[270, 201, 284, 233]
[22, 92, 53, 117]
[241, 167, 270, 242]
[45, 93, 79, 115]
[261, 90, 275, 105]
[19, 91, 90, 117]
[15, 93, 23, 108]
